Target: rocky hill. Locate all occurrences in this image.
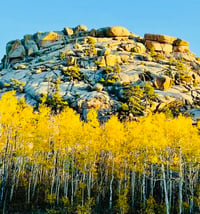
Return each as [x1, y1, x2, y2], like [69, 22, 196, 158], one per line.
[1, 25, 200, 121]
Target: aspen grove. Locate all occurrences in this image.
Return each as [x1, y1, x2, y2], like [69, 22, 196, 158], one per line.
[0, 91, 199, 214]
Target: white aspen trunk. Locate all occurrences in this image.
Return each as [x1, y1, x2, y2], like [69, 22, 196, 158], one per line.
[71, 155, 74, 205]
[10, 166, 16, 202]
[169, 169, 172, 210]
[160, 175, 164, 203]
[118, 178, 121, 196]
[27, 163, 34, 204]
[124, 159, 127, 190]
[131, 169, 135, 209]
[56, 170, 60, 205]
[161, 163, 170, 214]
[150, 164, 154, 197]
[39, 165, 43, 182]
[91, 167, 94, 189]
[97, 168, 103, 204]
[2, 189, 7, 214]
[64, 172, 68, 198]
[32, 166, 38, 199]
[184, 163, 188, 204]
[64, 160, 69, 198]
[87, 170, 91, 198]
[82, 172, 86, 206]
[51, 167, 55, 196]
[27, 175, 31, 204]
[179, 148, 183, 214]
[74, 169, 79, 195]
[109, 158, 114, 210]
[0, 138, 9, 206]
[103, 167, 108, 199]
[142, 166, 146, 208]
[15, 157, 22, 192]
[189, 163, 194, 214]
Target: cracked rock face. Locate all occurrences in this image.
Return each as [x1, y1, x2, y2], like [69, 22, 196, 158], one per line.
[0, 25, 200, 121]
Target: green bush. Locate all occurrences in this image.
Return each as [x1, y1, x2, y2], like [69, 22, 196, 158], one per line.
[149, 48, 165, 61]
[175, 60, 186, 71]
[59, 51, 66, 60]
[120, 85, 145, 117]
[39, 79, 68, 114]
[62, 65, 84, 81]
[102, 66, 113, 74]
[175, 71, 192, 84]
[83, 37, 97, 57]
[144, 83, 157, 104]
[9, 79, 25, 92]
[164, 68, 173, 78]
[118, 84, 157, 120]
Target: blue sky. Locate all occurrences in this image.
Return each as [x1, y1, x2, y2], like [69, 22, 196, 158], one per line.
[1, 0, 200, 59]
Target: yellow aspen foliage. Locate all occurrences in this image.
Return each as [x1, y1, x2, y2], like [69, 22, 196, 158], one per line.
[0, 91, 199, 213]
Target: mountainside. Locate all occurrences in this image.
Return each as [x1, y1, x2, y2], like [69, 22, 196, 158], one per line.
[1, 25, 200, 121]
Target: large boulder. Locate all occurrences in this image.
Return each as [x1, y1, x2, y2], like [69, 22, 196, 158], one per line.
[105, 55, 122, 66]
[121, 42, 146, 54]
[173, 45, 189, 53]
[173, 39, 189, 46]
[134, 42, 146, 54]
[154, 75, 172, 91]
[145, 40, 173, 54]
[173, 39, 190, 53]
[6, 40, 26, 63]
[24, 35, 38, 56]
[144, 34, 177, 44]
[96, 26, 130, 37]
[64, 27, 74, 36]
[79, 91, 111, 110]
[35, 31, 62, 47]
[74, 25, 88, 34]
[121, 43, 136, 52]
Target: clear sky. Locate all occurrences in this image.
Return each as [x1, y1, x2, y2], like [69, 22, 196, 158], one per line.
[1, 0, 200, 59]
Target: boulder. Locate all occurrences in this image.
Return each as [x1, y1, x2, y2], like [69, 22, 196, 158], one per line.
[144, 34, 177, 44]
[154, 75, 172, 91]
[80, 91, 111, 110]
[121, 43, 136, 52]
[173, 39, 189, 46]
[145, 40, 173, 54]
[74, 25, 88, 33]
[96, 26, 130, 37]
[105, 55, 122, 66]
[173, 45, 190, 53]
[36, 31, 62, 47]
[96, 56, 106, 67]
[94, 83, 104, 92]
[24, 39, 38, 56]
[6, 40, 26, 63]
[188, 109, 200, 122]
[121, 42, 146, 54]
[64, 27, 74, 36]
[134, 42, 146, 54]
[118, 72, 140, 83]
[120, 55, 129, 63]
